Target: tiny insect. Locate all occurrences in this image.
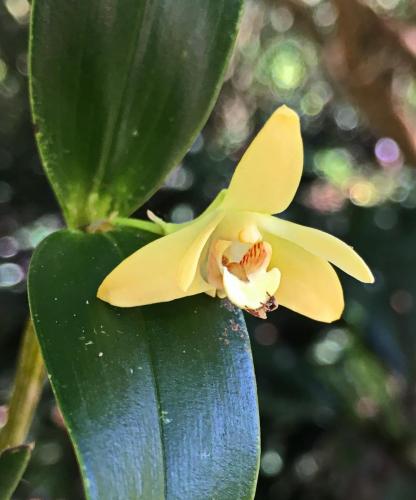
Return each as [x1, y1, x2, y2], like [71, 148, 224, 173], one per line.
[245, 293, 278, 319]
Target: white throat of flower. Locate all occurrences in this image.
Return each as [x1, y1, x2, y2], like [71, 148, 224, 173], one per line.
[206, 226, 281, 319]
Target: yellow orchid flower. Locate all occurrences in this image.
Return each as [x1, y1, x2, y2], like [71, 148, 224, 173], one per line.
[97, 105, 374, 322]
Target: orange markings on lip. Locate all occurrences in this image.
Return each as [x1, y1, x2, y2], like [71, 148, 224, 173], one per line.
[227, 262, 249, 282]
[223, 241, 273, 283]
[239, 241, 272, 278]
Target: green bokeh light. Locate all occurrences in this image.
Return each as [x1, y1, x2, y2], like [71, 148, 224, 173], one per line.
[313, 148, 355, 186]
[271, 42, 306, 91]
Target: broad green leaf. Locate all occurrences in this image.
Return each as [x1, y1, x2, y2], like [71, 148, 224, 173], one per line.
[0, 445, 32, 500]
[28, 228, 260, 499]
[29, 0, 243, 228]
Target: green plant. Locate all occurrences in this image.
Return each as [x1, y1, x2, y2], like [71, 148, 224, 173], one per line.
[1, 1, 263, 498]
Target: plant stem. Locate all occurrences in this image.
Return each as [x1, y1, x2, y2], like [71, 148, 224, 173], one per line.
[0, 320, 45, 451]
[112, 216, 164, 235]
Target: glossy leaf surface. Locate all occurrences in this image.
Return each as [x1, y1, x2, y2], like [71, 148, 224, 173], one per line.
[29, 0, 243, 227]
[0, 445, 31, 500]
[28, 228, 259, 499]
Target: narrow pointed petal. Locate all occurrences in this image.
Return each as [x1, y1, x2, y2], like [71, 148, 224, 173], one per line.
[267, 233, 344, 322]
[207, 239, 231, 290]
[222, 106, 303, 214]
[177, 210, 225, 291]
[98, 212, 222, 307]
[261, 216, 374, 283]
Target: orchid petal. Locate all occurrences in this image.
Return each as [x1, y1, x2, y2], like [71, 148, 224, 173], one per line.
[206, 239, 231, 290]
[177, 211, 225, 291]
[222, 106, 303, 214]
[261, 216, 374, 283]
[267, 233, 344, 322]
[97, 211, 222, 307]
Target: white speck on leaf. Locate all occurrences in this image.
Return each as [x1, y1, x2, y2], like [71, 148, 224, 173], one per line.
[161, 411, 172, 424]
[98, 352, 103, 357]
[230, 319, 240, 332]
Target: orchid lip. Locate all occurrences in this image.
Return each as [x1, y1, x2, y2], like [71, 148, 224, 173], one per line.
[206, 238, 281, 318]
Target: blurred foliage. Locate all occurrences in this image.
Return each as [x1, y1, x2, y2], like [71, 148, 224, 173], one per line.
[2, 0, 416, 498]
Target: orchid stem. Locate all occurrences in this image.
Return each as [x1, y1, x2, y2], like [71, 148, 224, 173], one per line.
[112, 217, 164, 235]
[0, 320, 46, 451]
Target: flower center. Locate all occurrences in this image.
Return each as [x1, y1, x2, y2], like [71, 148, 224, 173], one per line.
[206, 237, 281, 319]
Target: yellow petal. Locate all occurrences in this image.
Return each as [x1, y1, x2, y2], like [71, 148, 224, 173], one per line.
[206, 239, 231, 290]
[222, 105, 303, 214]
[177, 211, 225, 291]
[223, 267, 281, 310]
[261, 216, 374, 283]
[97, 211, 222, 307]
[267, 233, 344, 322]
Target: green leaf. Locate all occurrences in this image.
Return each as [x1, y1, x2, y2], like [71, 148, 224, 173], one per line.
[28, 229, 259, 499]
[29, 0, 243, 228]
[0, 445, 32, 500]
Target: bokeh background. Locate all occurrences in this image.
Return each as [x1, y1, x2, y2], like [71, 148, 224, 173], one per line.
[2, 0, 416, 498]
